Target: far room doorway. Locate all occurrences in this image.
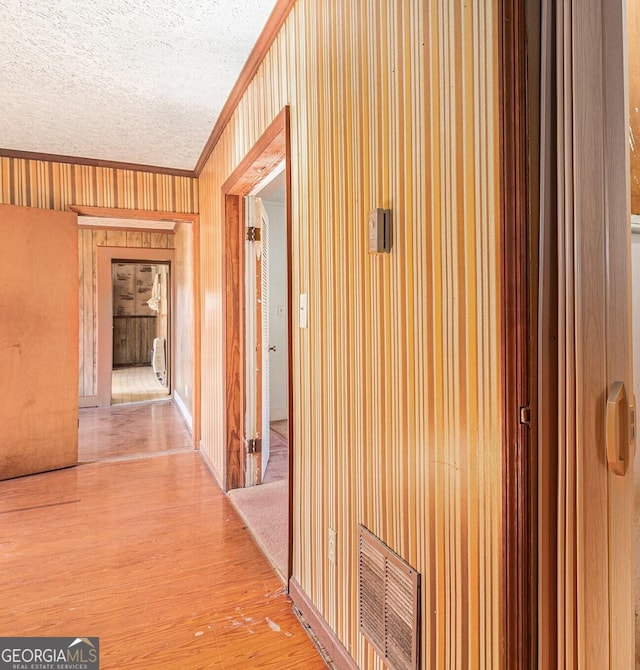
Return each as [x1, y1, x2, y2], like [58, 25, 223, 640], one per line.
[111, 260, 171, 405]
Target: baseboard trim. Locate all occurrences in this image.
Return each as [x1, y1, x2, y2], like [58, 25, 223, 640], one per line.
[198, 447, 224, 491]
[172, 391, 193, 432]
[288, 577, 359, 670]
[79, 396, 98, 408]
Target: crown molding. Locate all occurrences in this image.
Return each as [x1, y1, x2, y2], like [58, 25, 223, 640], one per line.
[194, 0, 295, 175]
[0, 148, 195, 178]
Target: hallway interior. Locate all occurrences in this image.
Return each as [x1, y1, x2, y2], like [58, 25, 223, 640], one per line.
[1, 402, 327, 669]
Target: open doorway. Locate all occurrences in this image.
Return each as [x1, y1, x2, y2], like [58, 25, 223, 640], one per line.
[111, 261, 171, 404]
[221, 108, 292, 583]
[260, 177, 289, 486]
[74, 207, 201, 465]
[228, 164, 289, 581]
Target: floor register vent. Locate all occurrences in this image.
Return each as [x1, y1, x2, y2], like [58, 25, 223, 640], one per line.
[358, 525, 420, 670]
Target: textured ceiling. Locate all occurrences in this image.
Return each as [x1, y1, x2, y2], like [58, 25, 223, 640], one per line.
[0, 0, 278, 170]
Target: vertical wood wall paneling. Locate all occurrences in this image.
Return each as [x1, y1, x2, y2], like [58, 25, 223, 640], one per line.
[174, 222, 195, 420]
[198, 1, 503, 668]
[0, 158, 197, 213]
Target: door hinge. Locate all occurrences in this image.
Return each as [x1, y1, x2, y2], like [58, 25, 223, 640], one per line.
[519, 405, 531, 427]
[246, 437, 262, 454]
[246, 226, 261, 242]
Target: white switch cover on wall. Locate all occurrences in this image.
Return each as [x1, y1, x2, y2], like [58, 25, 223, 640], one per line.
[299, 293, 308, 328]
[328, 528, 337, 565]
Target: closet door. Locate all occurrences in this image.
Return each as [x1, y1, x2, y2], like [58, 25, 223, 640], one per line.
[543, 0, 635, 666]
[0, 204, 78, 479]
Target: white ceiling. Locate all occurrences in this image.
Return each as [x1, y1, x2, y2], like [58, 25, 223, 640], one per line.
[0, 0, 279, 171]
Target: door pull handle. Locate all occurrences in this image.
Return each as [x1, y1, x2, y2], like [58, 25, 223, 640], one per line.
[268, 345, 276, 352]
[606, 381, 629, 476]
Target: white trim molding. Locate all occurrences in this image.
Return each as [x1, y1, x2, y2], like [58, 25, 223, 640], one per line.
[173, 391, 193, 432]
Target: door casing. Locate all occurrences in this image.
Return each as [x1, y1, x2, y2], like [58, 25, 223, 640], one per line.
[71, 206, 201, 448]
[221, 106, 294, 580]
[96, 246, 176, 407]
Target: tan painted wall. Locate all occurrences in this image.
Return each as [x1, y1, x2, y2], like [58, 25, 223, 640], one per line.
[198, 2, 503, 667]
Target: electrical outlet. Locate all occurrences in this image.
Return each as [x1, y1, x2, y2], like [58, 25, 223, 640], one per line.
[328, 528, 337, 565]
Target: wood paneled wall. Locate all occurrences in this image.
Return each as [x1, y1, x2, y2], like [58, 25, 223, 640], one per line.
[0, 157, 197, 212]
[174, 222, 195, 417]
[198, 2, 503, 667]
[78, 229, 175, 400]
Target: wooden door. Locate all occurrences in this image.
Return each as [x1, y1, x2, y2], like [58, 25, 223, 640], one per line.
[0, 204, 78, 480]
[539, 0, 635, 665]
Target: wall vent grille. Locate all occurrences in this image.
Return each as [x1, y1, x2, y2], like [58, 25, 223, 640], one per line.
[358, 525, 420, 670]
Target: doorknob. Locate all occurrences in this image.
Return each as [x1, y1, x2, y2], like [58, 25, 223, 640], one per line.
[606, 381, 631, 476]
[268, 345, 277, 352]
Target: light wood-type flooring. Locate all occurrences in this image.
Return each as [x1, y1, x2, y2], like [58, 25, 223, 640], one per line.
[0, 405, 327, 669]
[78, 400, 193, 462]
[111, 365, 169, 404]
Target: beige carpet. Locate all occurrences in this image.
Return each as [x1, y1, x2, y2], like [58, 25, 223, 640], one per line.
[270, 419, 288, 440]
[263, 430, 288, 483]
[228, 480, 288, 581]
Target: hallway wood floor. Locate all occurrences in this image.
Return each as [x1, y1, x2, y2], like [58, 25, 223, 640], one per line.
[78, 400, 193, 462]
[0, 423, 326, 668]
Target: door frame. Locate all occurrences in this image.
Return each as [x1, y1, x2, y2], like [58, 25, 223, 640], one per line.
[96, 246, 176, 406]
[71, 206, 201, 447]
[501, 0, 537, 665]
[221, 106, 293, 579]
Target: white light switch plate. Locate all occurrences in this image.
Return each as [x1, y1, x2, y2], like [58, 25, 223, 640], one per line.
[299, 293, 308, 328]
[328, 528, 337, 565]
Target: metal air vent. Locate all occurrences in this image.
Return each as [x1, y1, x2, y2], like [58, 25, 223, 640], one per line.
[358, 525, 420, 670]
